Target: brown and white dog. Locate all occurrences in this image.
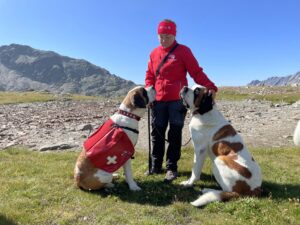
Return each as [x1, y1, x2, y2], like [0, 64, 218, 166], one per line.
[74, 86, 156, 191]
[180, 85, 262, 207]
[293, 121, 300, 146]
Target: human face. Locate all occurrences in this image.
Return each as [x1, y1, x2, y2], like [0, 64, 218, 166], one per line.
[158, 34, 175, 48]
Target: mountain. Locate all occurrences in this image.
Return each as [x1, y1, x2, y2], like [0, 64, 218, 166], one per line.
[0, 44, 137, 96]
[248, 71, 300, 86]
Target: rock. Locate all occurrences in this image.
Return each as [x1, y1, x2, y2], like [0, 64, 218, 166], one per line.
[292, 100, 300, 107]
[0, 91, 299, 151]
[77, 124, 93, 131]
[39, 143, 78, 151]
[283, 135, 293, 139]
[4, 142, 18, 149]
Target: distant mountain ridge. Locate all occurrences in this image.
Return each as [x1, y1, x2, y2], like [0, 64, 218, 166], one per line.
[248, 71, 300, 86]
[0, 44, 136, 96]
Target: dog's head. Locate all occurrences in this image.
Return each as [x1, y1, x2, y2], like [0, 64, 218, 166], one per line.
[180, 85, 213, 115]
[122, 86, 156, 109]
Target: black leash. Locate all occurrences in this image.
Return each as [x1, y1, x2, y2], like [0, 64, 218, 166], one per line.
[151, 124, 191, 146]
[155, 43, 179, 77]
[147, 107, 152, 174]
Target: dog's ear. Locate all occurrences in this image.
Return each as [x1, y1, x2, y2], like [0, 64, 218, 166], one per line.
[131, 93, 146, 108]
[194, 87, 201, 96]
[197, 93, 213, 115]
[194, 87, 205, 107]
[142, 88, 149, 104]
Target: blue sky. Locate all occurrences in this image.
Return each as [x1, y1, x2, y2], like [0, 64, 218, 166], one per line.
[0, 0, 299, 86]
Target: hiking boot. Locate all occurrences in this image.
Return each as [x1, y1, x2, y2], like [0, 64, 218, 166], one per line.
[144, 168, 163, 176]
[164, 170, 178, 183]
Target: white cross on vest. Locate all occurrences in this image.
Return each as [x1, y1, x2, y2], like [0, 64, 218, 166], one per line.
[107, 155, 117, 165]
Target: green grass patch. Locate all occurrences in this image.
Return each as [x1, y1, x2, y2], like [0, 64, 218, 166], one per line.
[1, 86, 300, 105]
[217, 89, 249, 101]
[252, 94, 300, 104]
[0, 91, 99, 104]
[0, 146, 299, 225]
[217, 86, 300, 103]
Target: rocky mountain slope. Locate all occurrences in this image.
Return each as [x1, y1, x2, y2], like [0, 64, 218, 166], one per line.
[0, 44, 136, 96]
[248, 71, 300, 86]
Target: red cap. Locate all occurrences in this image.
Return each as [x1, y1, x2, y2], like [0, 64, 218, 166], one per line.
[157, 21, 176, 36]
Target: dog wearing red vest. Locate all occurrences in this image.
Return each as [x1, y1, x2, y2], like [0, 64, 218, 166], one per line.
[74, 86, 156, 191]
[180, 85, 262, 207]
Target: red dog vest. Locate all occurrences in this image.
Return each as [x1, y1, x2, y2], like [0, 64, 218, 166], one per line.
[83, 119, 135, 173]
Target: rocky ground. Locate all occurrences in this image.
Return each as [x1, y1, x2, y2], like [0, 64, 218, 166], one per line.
[1, 95, 299, 151]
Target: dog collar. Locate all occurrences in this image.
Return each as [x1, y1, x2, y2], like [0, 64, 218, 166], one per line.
[118, 109, 141, 121]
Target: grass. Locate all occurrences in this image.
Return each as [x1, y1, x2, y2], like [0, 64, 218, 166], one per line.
[0, 91, 99, 104]
[1, 87, 300, 224]
[1, 86, 300, 105]
[0, 146, 299, 225]
[217, 86, 300, 104]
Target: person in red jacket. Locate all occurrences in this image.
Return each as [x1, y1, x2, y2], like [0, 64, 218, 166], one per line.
[145, 19, 218, 182]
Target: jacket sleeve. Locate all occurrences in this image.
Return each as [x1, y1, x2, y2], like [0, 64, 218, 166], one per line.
[183, 47, 218, 92]
[145, 55, 155, 87]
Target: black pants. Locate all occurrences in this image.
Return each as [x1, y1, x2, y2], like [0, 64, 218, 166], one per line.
[151, 100, 186, 172]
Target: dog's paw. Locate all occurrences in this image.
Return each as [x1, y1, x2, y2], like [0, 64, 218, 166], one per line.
[180, 180, 193, 188]
[190, 201, 198, 207]
[190, 200, 203, 208]
[129, 183, 142, 191]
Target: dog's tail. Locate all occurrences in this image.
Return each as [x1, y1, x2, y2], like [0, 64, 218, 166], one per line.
[190, 188, 240, 207]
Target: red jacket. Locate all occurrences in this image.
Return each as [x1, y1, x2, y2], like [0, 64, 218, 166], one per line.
[145, 41, 218, 101]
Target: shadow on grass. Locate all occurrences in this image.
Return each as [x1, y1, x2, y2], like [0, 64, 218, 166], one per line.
[80, 171, 300, 206]
[0, 215, 18, 225]
[87, 180, 200, 206]
[83, 172, 219, 206]
[261, 180, 300, 200]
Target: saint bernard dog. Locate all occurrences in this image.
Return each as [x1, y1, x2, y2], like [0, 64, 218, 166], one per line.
[180, 85, 262, 207]
[74, 86, 156, 191]
[293, 121, 300, 146]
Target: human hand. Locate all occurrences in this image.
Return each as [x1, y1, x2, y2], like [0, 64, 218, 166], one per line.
[208, 89, 216, 103]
